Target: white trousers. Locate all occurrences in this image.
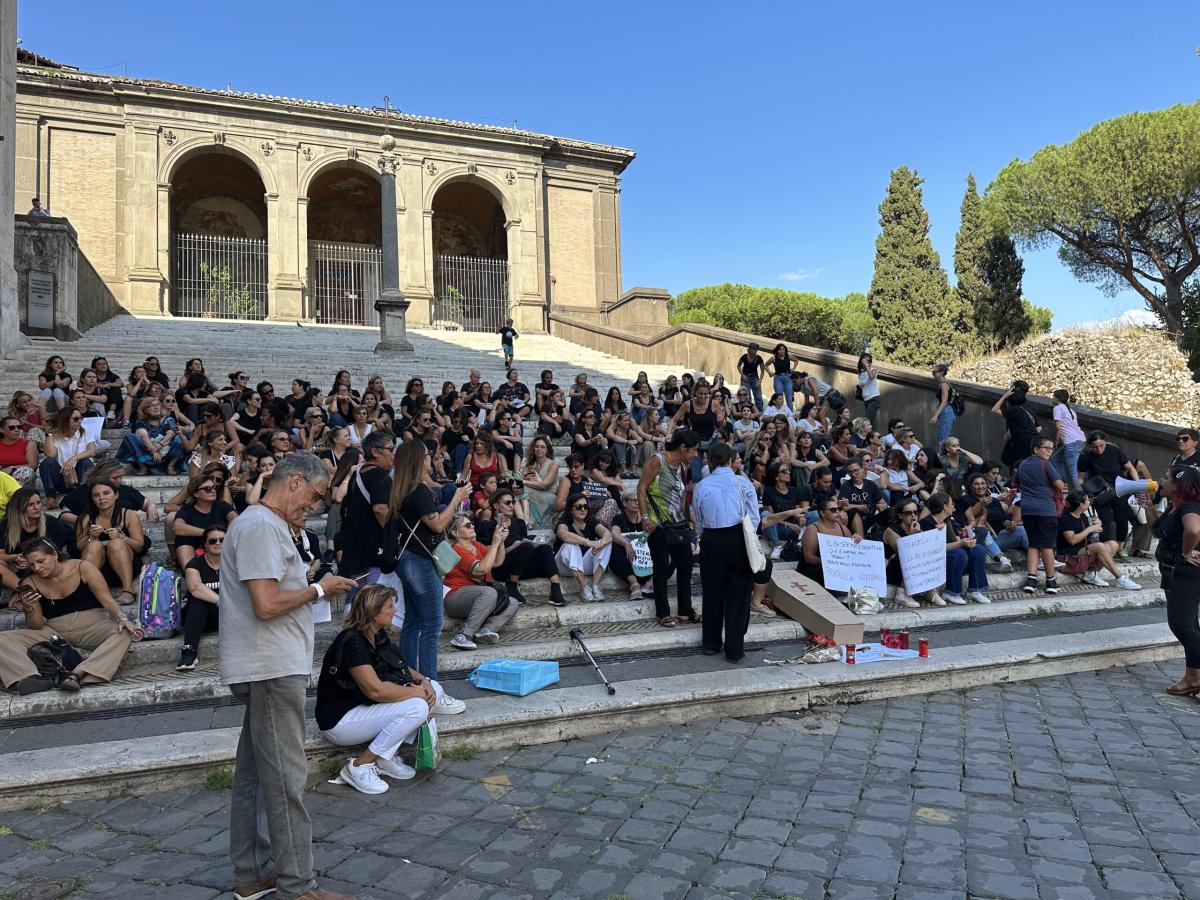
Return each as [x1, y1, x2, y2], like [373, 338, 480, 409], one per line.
[555, 542, 612, 577]
[322, 678, 446, 760]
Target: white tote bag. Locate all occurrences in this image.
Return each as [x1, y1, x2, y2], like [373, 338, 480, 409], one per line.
[739, 484, 767, 574]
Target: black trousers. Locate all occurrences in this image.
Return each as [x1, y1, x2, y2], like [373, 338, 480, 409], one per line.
[609, 539, 673, 587]
[699, 524, 752, 660]
[648, 527, 694, 619]
[1096, 494, 1131, 543]
[1165, 564, 1200, 668]
[494, 540, 557, 582]
[181, 599, 219, 649]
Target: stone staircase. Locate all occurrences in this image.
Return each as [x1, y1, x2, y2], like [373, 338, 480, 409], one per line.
[0, 315, 1183, 807]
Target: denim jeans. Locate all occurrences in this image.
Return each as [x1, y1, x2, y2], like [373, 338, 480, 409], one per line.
[1051, 441, 1084, 489]
[863, 396, 880, 427]
[398, 551, 444, 679]
[38, 457, 94, 497]
[228, 675, 315, 899]
[979, 526, 1029, 557]
[936, 405, 957, 445]
[740, 378, 763, 412]
[946, 544, 988, 595]
[772, 374, 793, 409]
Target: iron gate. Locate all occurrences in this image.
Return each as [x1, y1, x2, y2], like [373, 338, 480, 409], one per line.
[171, 232, 268, 320]
[308, 241, 382, 326]
[432, 254, 510, 332]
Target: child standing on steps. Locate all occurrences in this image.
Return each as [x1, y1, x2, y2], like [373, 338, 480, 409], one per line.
[498, 319, 518, 368]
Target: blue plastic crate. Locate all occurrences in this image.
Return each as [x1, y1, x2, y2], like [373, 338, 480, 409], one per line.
[468, 659, 560, 696]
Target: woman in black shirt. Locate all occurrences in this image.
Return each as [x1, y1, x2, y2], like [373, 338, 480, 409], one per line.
[0, 488, 70, 590]
[317, 584, 450, 794]
[177, 525, 224, 671]
[1153, 467, 1200, 697]
[390, 441, 471, 683]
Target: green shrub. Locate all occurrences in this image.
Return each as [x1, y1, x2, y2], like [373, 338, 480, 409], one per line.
[670, 283, 873, 354]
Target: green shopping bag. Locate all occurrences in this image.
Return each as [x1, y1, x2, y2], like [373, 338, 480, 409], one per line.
[414, 718, 440, 770]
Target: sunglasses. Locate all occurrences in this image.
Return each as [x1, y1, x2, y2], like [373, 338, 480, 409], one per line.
[901, 509, 919, 516]
[1178, 436, 1193, 443]
[198, 484, 217, 492]
[206, 537, 224, 545]
[572, 503, 589, 510]
[3, 424, 19, 431]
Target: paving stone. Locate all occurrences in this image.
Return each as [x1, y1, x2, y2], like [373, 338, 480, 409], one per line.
[826, 878, 895, 899]
[1103, 866, 1183, 897]
[1026, 838, 1094, 862]
[967, 869, 1041, 898]
[619, 870, 692, 900]
[701, 861, 767, 893]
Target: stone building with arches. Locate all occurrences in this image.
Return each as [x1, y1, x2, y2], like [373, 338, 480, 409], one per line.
[11, 57, 633, 331]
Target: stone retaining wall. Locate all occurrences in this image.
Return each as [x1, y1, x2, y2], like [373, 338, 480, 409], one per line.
[550, 313, 1179, 475]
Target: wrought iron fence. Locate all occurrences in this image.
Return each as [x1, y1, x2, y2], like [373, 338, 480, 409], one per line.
[171, 232, 268, 320]
[432, 254, 510, 332]
[308, 241, 383, 326]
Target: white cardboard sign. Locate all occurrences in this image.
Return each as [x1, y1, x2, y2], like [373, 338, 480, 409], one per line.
[898, 528, 947, 595]
[816, 534, 887, 597]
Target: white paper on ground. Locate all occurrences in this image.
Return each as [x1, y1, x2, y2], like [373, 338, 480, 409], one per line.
[312, 599, 331, 623]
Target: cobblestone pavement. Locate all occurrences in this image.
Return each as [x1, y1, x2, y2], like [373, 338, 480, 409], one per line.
[2, 659, 1199, 900]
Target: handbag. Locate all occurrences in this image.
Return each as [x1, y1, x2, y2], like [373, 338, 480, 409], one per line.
[739, 484, 766, 573]
[393, 483, 459, 577]
[1055, 552, 1090, 576]
[646, 470, 694, 546]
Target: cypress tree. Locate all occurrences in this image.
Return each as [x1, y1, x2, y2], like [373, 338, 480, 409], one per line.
[956, 174, 1029, 350]
[867, 167, 969, 367]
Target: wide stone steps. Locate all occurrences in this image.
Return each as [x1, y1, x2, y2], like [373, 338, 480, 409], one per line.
[0, 612, 1180, 810]
[0, 566, 1163, 722]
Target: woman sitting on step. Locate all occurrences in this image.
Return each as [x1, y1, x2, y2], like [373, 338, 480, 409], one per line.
[75, 480, 148, 605]
[0, 488, 70, 592]
[554, 491, 613, 602]
[39, 407, 98, 506]
[317, 584, 457, 795]
[0, 539, 140, 695]
[173, 473, 237, 570]
[117, 397, 185, 476]
[187, 428, 240, 480]
[443, 514, 519, 651]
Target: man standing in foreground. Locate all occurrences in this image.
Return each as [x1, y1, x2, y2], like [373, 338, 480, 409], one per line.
[692, 442, 760, 662]
[220, 453, 356, 900]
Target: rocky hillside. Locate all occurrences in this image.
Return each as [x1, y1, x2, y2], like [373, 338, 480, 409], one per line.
[959, 327, 1199, 427]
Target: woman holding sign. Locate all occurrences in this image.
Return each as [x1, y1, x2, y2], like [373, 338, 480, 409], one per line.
[923, 492, 990, 605]
[799, 498, 857, 587]
[882, 502, 924, 608]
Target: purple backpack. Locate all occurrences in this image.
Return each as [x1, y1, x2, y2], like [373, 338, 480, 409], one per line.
[138, 562, 181, 639]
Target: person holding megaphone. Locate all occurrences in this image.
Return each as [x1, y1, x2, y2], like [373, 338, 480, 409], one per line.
[1152, 466, 1200, 699]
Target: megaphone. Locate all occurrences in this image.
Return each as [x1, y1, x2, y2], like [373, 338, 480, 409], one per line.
[1115, 476, 1157, 498]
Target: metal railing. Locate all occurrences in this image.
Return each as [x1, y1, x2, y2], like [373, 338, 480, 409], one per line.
[171, 232, 268, 320]
[432, 254, 510, 332]
[308, 241, 383, 326]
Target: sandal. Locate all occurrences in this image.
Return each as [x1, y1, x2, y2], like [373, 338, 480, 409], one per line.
[657, 616, 679, 628]
[1166, 682, 1200, 697]
[58, 673, 81, 692]
[751, 603, 777, 617]
[117, 590, 136, 606]
[680, 612, 702, 625]
[629, 585, 643, 600]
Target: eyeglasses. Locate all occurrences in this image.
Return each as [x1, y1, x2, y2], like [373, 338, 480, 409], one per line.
[572, 503, 589, 511]
[197, 484, 217, 492]
[237, 375, 248, 381]
[206, 537, 224, 545]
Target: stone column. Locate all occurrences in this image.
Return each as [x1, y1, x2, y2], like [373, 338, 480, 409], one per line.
[374, 145, 412, 353]
[125, 123, 167, 315]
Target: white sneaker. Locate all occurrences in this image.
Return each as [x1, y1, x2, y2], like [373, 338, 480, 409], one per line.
[475, 629, 500, 644]
[376, 755, 416, 780]
[997, 556, 1013, 573]
[589, 582, 605, 601]
[892, 588, 920, 609]
[433, 694, 467, 716]
[929, 591, 947, 607]
[944, 592, 967, 605]
[1080, 570, 1104, 587]
[450, 633, 477, 651]
[967, 591, 990, 605]
[770, 545, 783, 561]
[1115, 575, 1143, 591]
[340, 759, 388, 795]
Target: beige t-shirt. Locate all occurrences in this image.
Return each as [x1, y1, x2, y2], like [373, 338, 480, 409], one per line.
[218, 504, 313, 685]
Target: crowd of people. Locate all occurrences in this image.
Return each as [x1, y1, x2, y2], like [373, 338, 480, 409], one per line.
[1, 338, 1199, 900]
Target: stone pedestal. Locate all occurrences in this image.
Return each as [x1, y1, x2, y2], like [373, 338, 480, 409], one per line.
[374, 290, 413, 353]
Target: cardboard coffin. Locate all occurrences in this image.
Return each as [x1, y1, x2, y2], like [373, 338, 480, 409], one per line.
[766, 568, 864, 645]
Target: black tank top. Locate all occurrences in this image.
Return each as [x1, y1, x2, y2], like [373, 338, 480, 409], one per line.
[685, 401, 718, 440]
[34, 569, 101, 619]
[774, 354, 792, 375]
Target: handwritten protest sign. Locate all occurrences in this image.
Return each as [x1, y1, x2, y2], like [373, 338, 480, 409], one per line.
[897, 528, 947, 595]
[817, 534, 887, 597]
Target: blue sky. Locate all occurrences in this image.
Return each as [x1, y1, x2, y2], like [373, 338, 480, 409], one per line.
[18, 1, 1200, 327]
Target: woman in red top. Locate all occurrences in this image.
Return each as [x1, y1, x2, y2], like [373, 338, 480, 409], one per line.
[0, 416, 37, 487]
[442, 515, 517, 651]
[462, 430, 501, 489]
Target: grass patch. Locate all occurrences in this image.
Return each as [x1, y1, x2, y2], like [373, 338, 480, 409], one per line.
[507, 742, 527, 753]
[205, 768, 234, 791]
[443, 743, 481, 762]
[1027, 603, 1064, 619]
[29, 800, 59, 814]
[28, 838, 54, 850]
[0, 826, 10, 836]
[144, 878, 166, 887]
[318, 758, 344, 778]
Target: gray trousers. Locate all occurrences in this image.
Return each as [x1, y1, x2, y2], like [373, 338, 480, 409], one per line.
[228, 675, 315, 899]
[444, 585, 518, 638]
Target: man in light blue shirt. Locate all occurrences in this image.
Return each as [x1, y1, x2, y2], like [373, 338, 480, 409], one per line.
[692, 442, 760, 662]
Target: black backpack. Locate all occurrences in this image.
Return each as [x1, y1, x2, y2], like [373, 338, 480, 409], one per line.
[27, 637, 84, 687]
[950, 388, 966, 417]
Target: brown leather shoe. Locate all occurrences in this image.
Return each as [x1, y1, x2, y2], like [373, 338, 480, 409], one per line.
[233, 875, 277, 900]
[293, 890, 357, 900]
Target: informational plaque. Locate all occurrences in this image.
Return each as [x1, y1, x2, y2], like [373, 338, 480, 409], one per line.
[27, 271, 55, 330]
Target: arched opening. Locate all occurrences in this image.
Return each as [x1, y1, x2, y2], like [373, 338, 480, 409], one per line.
[169, 150, 269, 319]
[431, 179, 510, 331]
[306, 165, 383, 325]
